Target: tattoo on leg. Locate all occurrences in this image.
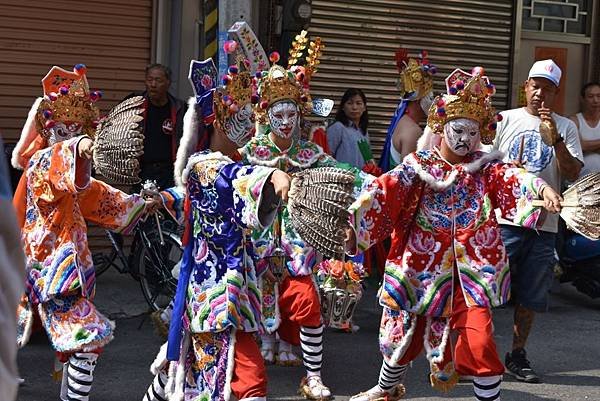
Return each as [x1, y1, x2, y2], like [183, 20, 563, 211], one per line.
[513, 304, 535, 350]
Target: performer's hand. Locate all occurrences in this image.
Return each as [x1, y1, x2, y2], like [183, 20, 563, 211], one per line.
[144, 197, 162, 214]
[541, 185, 562, 214]
[345, 226, 357, 253]
[77, 137, 94, 160]
[271, 170, 291, 202]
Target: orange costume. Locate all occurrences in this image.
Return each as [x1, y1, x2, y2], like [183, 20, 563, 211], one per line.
[12, 65, 147, 401]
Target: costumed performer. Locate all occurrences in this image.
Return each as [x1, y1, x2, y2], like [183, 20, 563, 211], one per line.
[347, 67, 562, 401]
[12, 65, 158, 401]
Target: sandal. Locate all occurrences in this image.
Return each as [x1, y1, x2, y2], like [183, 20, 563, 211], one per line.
[260, 344, 275, 364]
[349, 384, 406, 401]
[299, 375, 332, 401]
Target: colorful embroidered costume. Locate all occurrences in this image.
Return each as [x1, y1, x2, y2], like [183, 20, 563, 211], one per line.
[349, 68, 552, 401]
[12, 65, 147, 401]
[164, 152, 277, 401]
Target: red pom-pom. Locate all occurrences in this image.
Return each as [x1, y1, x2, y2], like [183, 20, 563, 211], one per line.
[300, 94, 308, 102]
[455, 80, 465, 90]
[229, 103, 239, 113]
[436, 98, 446, 107]
[251, 94, 259, 104]
[471, 66, 485, 76]
[48, 92, 58, 101]
[260, 100, 269, 109]
[223, 40, 238, 54]
[59, 85, 70, 95]
[496, 113, 503, 122]
[42, 109, 53, 119]
[44, 120, 56, 129]
[269, 51, 280, 63]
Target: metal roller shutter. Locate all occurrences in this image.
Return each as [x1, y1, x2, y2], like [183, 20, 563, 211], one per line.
[309, 0, 515, 158]
[0, 0, 153, 143]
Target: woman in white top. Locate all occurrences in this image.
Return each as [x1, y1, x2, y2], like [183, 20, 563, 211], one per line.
[571, 82, 600, 176]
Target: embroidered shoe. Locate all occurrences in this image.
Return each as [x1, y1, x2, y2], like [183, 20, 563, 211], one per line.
[260, 343, 275, 364]
[505, 348, 541, 383]
[349, 384, 406, 401]
[299, 375, 332, 401]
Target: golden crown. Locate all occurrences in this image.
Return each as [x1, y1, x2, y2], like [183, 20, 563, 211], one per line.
[255, 30, 324, 123]
[36, 65, 100, 138]
[427, 67, 500, 145]
[396, 49, 435, 100]
[214, 54, 257, 129]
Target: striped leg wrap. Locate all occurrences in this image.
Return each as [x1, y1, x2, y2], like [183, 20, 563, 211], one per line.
[300, 325, 324, 374]
[65, 352, 98, 401]
[473, 375, 501, 401]
[378, 360, 408, 391]
[142, 372, 168, 401]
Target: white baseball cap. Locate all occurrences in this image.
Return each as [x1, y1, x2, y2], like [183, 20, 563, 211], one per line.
[528, 59, 562, 87]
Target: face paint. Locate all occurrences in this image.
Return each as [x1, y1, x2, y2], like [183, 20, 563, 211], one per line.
[442, 118, 480, 156]
[420, 92, 434, 115]
[48, 121, 82, 145]
[268, 101, 299, 139]
[223, 103, 256, 146]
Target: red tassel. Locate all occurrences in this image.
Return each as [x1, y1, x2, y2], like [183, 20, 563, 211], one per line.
[394, 48, 409, 73]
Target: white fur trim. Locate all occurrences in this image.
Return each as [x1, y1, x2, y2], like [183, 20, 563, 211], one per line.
[387, 310, 418, 366]
[412, 150, 504, 191]
[181, 151, 233, 187]
[423, 317, 451, 365]
[416, 126, 440, 152]
[12, 97, 43, 169]
[169, 332, 190, 401]
[223, 329, 237, 401]
[17, 303, 35, 348]
[150, 342, 169, 375]
[175, 97, 201, 188]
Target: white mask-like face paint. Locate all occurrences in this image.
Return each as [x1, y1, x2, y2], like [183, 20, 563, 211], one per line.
[268, 101, 300, 139]
[223, 103, 255, 146]
[47, 121, 83, 145]
[443, 118, 480, 156]
[419, 92, 434, 115]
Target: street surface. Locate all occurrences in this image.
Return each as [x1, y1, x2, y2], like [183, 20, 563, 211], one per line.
[17, 269, 600, 401]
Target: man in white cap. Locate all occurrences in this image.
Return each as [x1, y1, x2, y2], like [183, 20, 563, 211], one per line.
[491, 59, 583, 383]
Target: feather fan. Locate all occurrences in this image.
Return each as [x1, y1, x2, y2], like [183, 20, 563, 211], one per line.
[288, 167, 356, 259]
[93, 96, 145, 184]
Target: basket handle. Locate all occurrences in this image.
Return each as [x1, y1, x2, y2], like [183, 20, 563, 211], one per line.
[531, 200, 577, 207]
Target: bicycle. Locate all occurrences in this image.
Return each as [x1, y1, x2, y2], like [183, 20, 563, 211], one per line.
[92, 202, 182, 312]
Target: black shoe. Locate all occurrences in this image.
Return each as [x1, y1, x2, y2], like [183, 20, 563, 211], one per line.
[505, 348, 541, 383]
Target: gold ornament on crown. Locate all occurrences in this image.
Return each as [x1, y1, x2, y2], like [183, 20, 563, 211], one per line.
[35, 65, 100, 139]
[256, 30, 324, 123]
[427, 67, 500, 145]
[395, 49, 435, 101]
[214, 53, 256, 130]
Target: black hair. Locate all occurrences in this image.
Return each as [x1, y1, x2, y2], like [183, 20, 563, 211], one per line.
[334, 88, 369, 135]
[581, 82, 600, 97]
[145, 63, 172, 81]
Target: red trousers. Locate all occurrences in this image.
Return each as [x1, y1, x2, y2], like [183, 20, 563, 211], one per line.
[231, 331, 267, 399]
[395, 286, 505, 377]
[276, 275, 322, 346]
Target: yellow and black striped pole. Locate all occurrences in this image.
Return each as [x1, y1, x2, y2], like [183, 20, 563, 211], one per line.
[204, 0, 218, 62]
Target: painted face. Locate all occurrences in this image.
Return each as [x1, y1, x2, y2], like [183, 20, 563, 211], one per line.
[47, 121, 83, 145]
[268, 101, 300, 139]
[442, 118, 480, 156]
[419, 91, 434, 115]
[222, 103, 256, 146]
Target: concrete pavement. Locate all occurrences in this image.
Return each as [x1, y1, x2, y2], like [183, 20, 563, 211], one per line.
[16, 269, 600, 401]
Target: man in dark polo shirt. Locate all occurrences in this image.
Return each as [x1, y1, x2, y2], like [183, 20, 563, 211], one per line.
[125, 64, 186, 190]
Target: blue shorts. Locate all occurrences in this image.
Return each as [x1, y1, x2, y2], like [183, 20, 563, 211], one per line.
[500, 225, 557, 313]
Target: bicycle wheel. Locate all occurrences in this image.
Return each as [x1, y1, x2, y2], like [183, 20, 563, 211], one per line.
[135, 229, 182, 311]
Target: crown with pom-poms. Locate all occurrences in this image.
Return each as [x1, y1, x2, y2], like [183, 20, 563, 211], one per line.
[255, 30, 324, 123]
[427, 66, 501, 145]
[213, 39, 259, 129]
[36, 64, 101, 139]
[395, 49, 436, 101]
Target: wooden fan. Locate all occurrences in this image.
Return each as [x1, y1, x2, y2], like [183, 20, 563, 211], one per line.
[532, 172, 600, 240]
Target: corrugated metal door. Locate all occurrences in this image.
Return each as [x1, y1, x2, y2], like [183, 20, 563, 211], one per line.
[0, 0, 153, 143]
[309, 0, 515, 157]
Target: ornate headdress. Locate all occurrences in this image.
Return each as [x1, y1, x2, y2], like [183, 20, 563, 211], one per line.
[395, 49, 436, 101]
[12, 64, 101, 169]
[255, 30, 324, 123]
[36, 64, 101, 138]
[427, 67, 501, 145]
